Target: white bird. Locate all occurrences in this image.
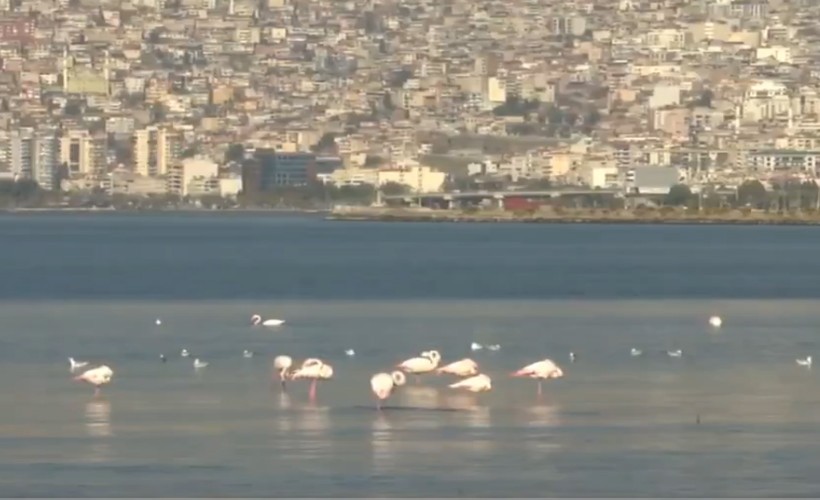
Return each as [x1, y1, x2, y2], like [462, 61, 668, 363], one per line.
[74, 365, 113, 396]
[345, 349, 356, 357]
[487, 344, 501, 351]
[512, 359, 564, 396]
[397, 350, 441, 381]
[290, 358, 334, 400]
[155, 318, 162, 326]
[448, 373, 492, 393]
[709, 315, 722, 328]
[630, 348, 643, 357]
[180, 349, 190, 358]
[370, 370, 407, 410]
[243, 350, 254, 358]
[251, 314, 285, 327]
[68, 357, 89, 372]
[470, 342, 483, 351]
[273, 355, 293, 390]
[569, 352, 577, 362]
[667, 350, 683, 358]
[193, 358, 209, 369]
[797, 356, 812, 368]
[436, 358, 479, 377]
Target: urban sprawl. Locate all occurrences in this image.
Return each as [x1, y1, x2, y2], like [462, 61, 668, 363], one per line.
[0, 0, 816, 211]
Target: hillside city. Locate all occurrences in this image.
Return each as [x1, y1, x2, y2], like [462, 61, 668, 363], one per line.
[0, 0, 818, 210]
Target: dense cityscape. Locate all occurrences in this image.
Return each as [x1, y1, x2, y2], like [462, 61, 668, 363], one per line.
[0, 0, 818, 211]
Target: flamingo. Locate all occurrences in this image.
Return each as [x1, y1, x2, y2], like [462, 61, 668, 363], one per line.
[370, 370, 407, 410]
[273, 355, 293, 390]
[68, 357, 89, 372]
[397, 350, 441, 382]
[448, 373, 492, 393]
[290, 358, 334, 401]
[74, 365, 114, 397]
[251, 314, 285, 327]
[436, 358, 479, 377]
[511, 359, 563, 396]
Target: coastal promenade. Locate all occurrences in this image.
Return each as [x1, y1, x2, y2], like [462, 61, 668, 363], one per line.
[328, 206, 820, 226]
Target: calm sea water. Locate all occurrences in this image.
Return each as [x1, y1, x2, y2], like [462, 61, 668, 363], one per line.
[2, 214, 820, 496]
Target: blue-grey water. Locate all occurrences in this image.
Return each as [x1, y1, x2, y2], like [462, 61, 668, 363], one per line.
[2, 213, 820, 496]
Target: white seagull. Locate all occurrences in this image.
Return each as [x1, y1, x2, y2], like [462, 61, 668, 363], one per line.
[180, 349, 190, 358]
[345, 349, 356, 357]
[630, 348, 643, 357]
[667, 350, 683, 358]
[193, 358, 209, 369]
[797, 356, 812, 368]
[470, 342, 484, 351]
[709, 315, 722, 328]
[243, 350, 254, 358]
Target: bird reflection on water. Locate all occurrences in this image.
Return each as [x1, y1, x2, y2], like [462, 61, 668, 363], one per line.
[82, 399, 112, 464]
[370, 412, 397, 476]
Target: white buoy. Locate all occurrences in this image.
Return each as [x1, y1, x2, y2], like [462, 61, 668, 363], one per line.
[709, 315, 722, 328]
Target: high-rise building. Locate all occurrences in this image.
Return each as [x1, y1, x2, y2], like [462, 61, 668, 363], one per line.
[133, 126, 180, 177]
[33, 127, 60, 190]
[9, 128, 35, 180]
[60, 129, 100, 177]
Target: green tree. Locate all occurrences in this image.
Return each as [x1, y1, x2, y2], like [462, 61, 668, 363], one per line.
[736, 180, 767, 208]
[664, 184, 692, 206]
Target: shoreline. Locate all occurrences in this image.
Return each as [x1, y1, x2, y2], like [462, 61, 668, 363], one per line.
[0, 207, 331, 215]
[326, 207, 820, 226]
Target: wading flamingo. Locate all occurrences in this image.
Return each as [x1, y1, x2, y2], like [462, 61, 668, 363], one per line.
[74, 365, 114, 397]
[511, 359, 563, 396]
[448, 373, 492, 393]
[436, 358, 479, 377]
[397, 350, 441, 382]
[290, 358, 334, 401]
[370, 371, 407, 410]
[273, 355, 293, 390]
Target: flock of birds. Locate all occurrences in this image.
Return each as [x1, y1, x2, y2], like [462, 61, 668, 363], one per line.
[65, 313, 816, 407]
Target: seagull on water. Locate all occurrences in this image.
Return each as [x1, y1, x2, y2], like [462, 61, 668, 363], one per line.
[667, 350, 683, 358]
[797, 356, 812, 368]
[345, 349, 356, 357]
[193, 358, 209, 369]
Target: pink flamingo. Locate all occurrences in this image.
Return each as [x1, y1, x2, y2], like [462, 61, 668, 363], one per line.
[370, 370, 407, 410]
[290, 358, 334, 401]
[436, 358, 479, 377]
[448, 373, 492, 392]
[397, 350, 441, 382]
[511, 359, 563, 396]
[74, 365, 114, 397]
[273, 355, 293, 390]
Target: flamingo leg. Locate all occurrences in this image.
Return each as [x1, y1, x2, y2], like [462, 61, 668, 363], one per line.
[94, 386, 100, 398]
[537, 381, 542, 397]
[414, 375, 420, 384]
[308, 379, 317, 401]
